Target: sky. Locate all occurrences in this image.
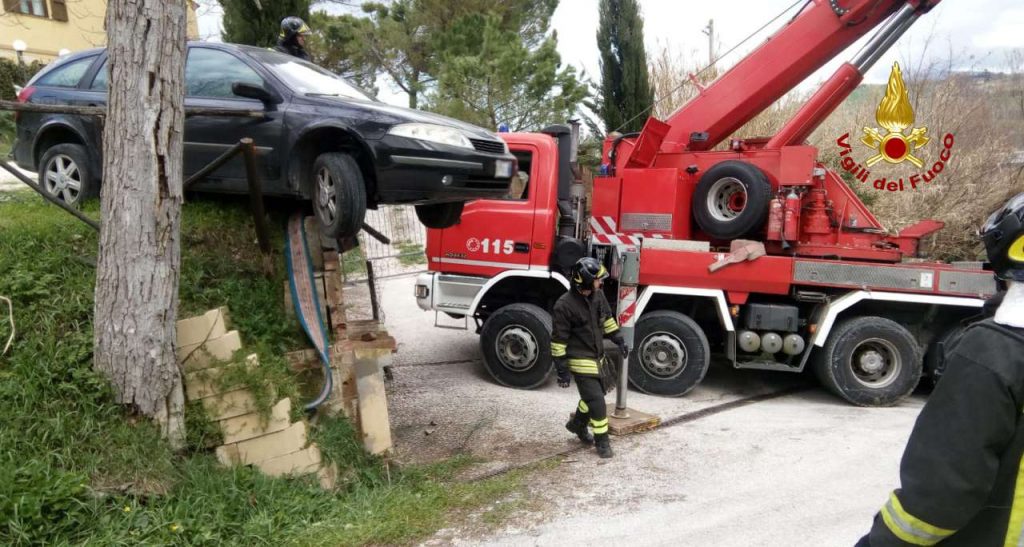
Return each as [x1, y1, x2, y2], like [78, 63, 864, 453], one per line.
[195, 0, 1023, 108]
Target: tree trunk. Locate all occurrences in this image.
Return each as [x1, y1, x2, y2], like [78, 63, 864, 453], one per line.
[94, 0, 187, 449]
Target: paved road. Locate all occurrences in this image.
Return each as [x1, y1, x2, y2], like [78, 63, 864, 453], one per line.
[377, 275, 925, 546]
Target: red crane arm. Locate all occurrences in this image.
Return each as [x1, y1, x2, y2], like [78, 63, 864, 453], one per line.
[657, 0, 940, 153]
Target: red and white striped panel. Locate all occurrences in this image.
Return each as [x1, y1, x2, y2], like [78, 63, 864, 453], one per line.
[588, 216, 667, 245]
[617, 285, 639, 327]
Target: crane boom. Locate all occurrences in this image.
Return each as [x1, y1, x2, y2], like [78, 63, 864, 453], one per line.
[657, 0, 940, 153]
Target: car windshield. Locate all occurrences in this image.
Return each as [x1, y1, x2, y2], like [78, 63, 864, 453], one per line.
[246, 48, 373, 101]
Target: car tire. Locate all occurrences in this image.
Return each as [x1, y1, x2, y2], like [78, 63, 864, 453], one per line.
[311, 152, 367, 240]
[812, 316, 922, 407]
[39, 143, 97, 206]
[416, 202, 464, 229]
[629, 310, 711, 397]
[479, 303, 553, 389]
[692, 160, 771, 240]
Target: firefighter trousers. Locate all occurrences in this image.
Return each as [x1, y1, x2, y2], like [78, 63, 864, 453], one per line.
[573, 375, 608, 436]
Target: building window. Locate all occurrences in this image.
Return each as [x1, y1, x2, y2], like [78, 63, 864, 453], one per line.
[16, 0, 48, 17]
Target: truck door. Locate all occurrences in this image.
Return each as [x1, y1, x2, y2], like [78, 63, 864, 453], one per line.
[434, 144, 540, 276]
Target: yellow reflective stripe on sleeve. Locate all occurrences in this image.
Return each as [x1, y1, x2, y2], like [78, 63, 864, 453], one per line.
[603, 318, 619, 334]
[590, 418, 609, 434]
[568, 358, 600, 375]
[1003, 454, 1024, 546]
[551, 342, 567, 357]
[578, 400, 589, 413]
[880, 492, 955, 546]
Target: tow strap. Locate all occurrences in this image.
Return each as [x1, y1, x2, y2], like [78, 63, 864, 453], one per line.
[284, 212, 333, 410]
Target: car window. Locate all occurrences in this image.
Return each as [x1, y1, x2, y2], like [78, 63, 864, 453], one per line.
[90, 60, 108, 91]
[244, 47, 372, 101]
[186, 48, 265, 99]
[35, 56, 96, 88]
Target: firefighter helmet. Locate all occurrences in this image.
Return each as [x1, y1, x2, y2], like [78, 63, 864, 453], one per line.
[981, 192, 1024, 282]
[571, 257, 608, 293]
[279, 16, 312, 41]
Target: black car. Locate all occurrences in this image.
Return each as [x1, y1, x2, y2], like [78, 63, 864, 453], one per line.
[11, 43, 515, 238]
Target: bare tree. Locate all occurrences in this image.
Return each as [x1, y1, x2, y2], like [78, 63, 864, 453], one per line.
[94, 0, 187, 448]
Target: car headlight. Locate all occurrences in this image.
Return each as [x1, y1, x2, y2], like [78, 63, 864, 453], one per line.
[388, 123, 473, 150]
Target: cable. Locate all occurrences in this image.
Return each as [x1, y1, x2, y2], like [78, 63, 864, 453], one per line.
[1, 296, 13, 357]
[611, 0, 807, 135]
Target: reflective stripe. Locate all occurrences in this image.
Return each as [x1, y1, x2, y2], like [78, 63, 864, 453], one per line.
[881, 492, 955, 546]
[578, 400, 589, 413]
[551, 342, 567, 357]
[590, 418, 609, 434]
[1005, 454, 1024, 546]
[568, 358, 599, 375]
[603, 318, 619, 334]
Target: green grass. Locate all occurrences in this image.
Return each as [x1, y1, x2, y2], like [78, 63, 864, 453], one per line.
[396, 241, 426, 267]
[0, 194, 524, 545]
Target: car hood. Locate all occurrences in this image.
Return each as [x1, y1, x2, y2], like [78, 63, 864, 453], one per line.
[306, 96, 502, 141]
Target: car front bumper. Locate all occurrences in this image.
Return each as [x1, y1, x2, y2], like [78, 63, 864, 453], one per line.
[370, 135, 515, 204]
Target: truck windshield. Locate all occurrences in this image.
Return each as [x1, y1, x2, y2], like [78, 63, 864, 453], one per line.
[247, 48, 373, 101]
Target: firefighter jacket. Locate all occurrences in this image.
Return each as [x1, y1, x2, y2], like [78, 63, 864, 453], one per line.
[860, 319, 1024, 546]
[550, 289, 620, 377]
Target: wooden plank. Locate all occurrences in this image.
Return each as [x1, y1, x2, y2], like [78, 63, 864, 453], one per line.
[219, 398, 292, 445]
[255, 445, 322, 476]
[202, 388, 262, 421]
[177, 330, 243, 371]
[175, 307, 231, 347]
[233, 421, 308, 465]
[184, 353, 258, 401]
[355, 355, 392, 455]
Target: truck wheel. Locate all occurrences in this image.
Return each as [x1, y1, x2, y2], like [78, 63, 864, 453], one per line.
[813, 316, 922, 407]
[924, 323, 968, 387]
[311, 152, 367, 240]
[629, 311, 710, 396]
[692, 160, 770, 240]
[479, 303, 553, 389]
[40, 143, 97, 206]
[416, 202, 464, 229]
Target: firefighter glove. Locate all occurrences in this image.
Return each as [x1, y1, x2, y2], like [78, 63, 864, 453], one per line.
[610, 333, 630, 360]
[555, 358, 571, 388]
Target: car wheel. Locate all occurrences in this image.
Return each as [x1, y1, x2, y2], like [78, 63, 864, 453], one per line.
[812, 316, 922, 407]
[416, 202, 464, 229]
[479, 303, 553, 389]
[311, 152, 367, 240]
[692, 160, 771, 240]
[40, 143, 96, 206]
[629, 310, 710, 396]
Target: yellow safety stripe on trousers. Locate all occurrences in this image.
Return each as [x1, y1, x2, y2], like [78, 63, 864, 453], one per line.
[578, 400, 589, 413]
[880, 492, 955, 546]
[551, 342, 567, 357]
[590, 417, 609, 434]
[1004, 454, 1024, 546]
[568, 358, 600, 375]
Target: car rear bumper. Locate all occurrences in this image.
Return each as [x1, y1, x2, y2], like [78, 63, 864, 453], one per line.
[371, 135, 514, 204]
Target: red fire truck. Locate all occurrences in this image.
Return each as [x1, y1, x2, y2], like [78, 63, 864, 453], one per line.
[415, 0, 997, 406]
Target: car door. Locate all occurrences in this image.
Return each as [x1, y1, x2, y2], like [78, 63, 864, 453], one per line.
[183, 46, 286, 192]
[434, 144, 540, 276]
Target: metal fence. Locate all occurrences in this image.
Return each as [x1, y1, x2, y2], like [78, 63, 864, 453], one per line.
[339, 205, 427, 323]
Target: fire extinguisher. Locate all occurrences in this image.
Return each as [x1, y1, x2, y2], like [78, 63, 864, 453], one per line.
[783, 188, 801, 242]
[767, 194, 785, 241]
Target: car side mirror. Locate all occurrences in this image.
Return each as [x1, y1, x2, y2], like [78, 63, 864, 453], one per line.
[232, 82, 281, 107]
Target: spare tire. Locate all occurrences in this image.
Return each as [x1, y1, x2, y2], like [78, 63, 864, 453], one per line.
[693, 160, 771, 240]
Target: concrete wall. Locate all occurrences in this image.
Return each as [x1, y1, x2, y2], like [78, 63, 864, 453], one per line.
[0, 0, 200, 63]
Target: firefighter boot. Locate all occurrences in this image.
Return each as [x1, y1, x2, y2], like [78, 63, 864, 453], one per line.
[565, 412, 594, 445]
[595, 433, 613, 459]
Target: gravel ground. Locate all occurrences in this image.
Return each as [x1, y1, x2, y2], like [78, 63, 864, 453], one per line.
[377, 275, 927, 547]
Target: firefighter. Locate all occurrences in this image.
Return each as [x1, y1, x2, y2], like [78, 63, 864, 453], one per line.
[551, 257, 629, 459]
[275, 16, 312, 61]
[857, 192, 1024, 546]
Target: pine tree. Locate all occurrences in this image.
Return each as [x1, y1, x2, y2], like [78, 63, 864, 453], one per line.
[219, 0, 311, 47]
[596, 0, 654, 134]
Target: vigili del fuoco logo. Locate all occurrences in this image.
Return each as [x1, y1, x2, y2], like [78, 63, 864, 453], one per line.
[835, 62, 955, 192]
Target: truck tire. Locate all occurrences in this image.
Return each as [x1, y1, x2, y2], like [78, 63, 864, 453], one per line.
[416, 202, 464, 229]
[924, 323, 968, 387]
[479, 303, 553, 389]
[311, 152, 367, 240]
[629, 310, 710, 396]
[812, 316, 922, 407]
[39, 143, 97, 206]
[692, 160, 771, 240]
